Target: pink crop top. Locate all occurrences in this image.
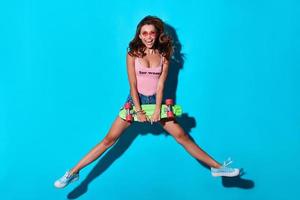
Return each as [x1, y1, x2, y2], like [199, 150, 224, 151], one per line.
[135, 56, 163, 96]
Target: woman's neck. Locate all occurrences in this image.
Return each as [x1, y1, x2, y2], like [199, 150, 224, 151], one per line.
[145, 48, 157, 55]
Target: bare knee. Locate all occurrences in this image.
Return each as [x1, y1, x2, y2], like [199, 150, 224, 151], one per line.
[102, 137, 117, 148]
[174, 133, 190, 145]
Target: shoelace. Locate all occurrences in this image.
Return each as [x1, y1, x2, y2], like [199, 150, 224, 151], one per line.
[222, 157, 233, 168]
[63, 171, 72, 180]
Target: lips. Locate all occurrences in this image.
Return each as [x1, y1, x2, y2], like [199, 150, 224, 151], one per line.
[146, 40, 154, 46]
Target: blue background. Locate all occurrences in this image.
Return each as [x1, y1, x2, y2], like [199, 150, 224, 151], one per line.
[1, 0, 299, 200]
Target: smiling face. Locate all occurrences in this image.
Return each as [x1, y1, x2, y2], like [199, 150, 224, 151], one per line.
[139, 24, 158, 49]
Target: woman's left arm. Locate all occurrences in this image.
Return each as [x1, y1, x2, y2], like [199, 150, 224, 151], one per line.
[151, 57, 169, 122]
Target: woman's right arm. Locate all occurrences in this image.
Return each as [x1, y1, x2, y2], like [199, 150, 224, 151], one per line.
[126, 53, 147, 122]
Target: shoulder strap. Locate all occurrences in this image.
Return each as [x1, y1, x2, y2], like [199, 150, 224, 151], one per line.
[159, 54, 163, 66]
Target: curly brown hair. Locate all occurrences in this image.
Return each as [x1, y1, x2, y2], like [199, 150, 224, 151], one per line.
[128, 16, 173, 60]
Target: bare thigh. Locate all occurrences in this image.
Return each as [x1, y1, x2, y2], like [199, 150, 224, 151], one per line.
[102, 116, 132, 147]
[160, 119, 190, 144]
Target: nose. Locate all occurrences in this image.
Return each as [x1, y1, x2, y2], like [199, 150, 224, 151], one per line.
[146, 34, 152, 40]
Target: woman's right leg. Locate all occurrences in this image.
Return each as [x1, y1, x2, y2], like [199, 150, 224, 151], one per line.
[69, 117, 131, 174]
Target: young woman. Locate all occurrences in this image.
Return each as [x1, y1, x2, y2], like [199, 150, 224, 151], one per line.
[54, 16, 240, 189]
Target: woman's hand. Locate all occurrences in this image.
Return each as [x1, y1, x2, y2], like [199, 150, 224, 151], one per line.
[137, 111, 148, 122]
[150, 110, 161, 124]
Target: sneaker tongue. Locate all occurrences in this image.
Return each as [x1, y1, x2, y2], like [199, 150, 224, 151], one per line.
[65, 171, 71, 178]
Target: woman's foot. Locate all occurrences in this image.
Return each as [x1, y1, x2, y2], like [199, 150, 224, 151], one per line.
[54, 170, 79, 188]
[211, 158, 240, 177]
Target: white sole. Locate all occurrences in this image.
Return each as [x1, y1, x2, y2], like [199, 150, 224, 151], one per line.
[54, 176, 79, 189]
[211, 171, 240, 177]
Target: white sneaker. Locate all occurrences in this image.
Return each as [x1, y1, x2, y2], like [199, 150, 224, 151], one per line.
[211, 158, 240, 177]
[54, 170, 79, 188]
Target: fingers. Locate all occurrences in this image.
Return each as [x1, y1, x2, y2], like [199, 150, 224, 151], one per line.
[146, 115, 150, 121]
[139, 114, 160, 124]
[149, 116, 160, 124]
[137, 110, 147, 122]
[140, 117, 147, 122]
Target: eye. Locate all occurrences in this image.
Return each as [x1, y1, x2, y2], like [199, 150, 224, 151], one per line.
[150, 31, 156, 36]
[141, 31, 148, 37]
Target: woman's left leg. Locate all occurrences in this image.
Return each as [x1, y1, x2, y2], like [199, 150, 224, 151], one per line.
[160, 119, 221, 169]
